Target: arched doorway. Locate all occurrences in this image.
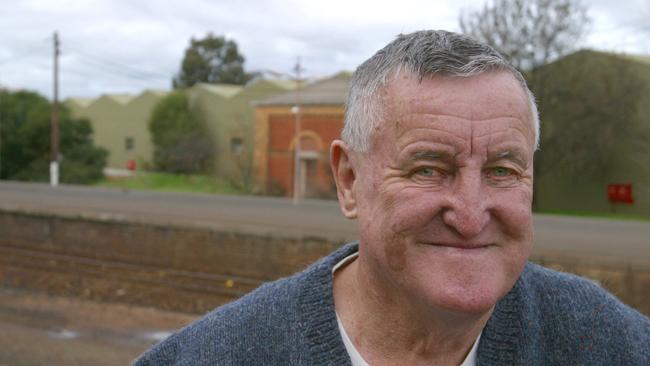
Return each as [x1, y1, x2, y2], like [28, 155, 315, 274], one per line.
[292, 133, 322, 199]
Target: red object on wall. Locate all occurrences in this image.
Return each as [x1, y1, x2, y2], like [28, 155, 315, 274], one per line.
[126, 159, 136, 171]
[607, 183, 634, 204]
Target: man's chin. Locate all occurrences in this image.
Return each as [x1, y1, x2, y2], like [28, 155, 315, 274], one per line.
[411, 274, 516, 317]
[421, 290, 502, 319]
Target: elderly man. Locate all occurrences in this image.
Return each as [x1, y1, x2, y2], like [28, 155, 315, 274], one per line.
[135, 30, 649, 365]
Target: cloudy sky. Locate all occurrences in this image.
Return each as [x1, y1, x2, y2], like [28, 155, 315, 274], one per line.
[0, 0, 648, 100]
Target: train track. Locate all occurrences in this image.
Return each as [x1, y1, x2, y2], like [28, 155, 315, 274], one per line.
[0, 243, 265, 313]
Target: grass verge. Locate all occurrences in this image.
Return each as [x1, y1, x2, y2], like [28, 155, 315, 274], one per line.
[95, 171, 248, 195]
[535, 209, 650, 222]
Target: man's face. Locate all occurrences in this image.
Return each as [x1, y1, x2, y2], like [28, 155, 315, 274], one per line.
[351, 71, 535, 315]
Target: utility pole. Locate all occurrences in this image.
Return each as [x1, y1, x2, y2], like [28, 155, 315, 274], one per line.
[0, 76, 3, 181]
[50, 31, 60, 187]
[292, 57, 303, 204]
[0, 82, 2, 181]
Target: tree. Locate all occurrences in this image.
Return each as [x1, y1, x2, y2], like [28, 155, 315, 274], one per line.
[459, 0, 590, 70]
[149, 91, 215, 174]
[173, 33, 250, 88]
[0, 90, 107, 183]
[531, 51, 649, 179]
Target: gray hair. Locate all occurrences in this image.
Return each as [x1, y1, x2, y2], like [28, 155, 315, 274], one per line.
[342, 30, 539, 152]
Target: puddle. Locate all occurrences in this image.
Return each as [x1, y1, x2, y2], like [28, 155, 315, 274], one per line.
[142, 331, 173, 342]
[47, 329, 80, 340]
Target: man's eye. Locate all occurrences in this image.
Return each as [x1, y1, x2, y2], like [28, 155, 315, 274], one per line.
[415, 167, 436, 177]
[485, 167, 519, 184]
[490, 167, 511, 177]
[411, 167, 448, 185]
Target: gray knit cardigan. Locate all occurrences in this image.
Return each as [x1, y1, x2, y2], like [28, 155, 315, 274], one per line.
[134, 243, 650, 365]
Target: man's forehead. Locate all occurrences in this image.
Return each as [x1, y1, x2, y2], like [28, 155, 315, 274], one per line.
[385, 72, 528, 112]
[374, 71, 535, 149]
[404, 145, 531, 169]
[397, 126, 533, 157]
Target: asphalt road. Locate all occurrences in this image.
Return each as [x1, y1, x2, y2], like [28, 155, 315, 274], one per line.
[1, 181, 649, 266]
[0, 181, 356, 242]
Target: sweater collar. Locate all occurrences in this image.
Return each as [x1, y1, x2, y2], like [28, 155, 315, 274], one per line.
[299, 243, 358, 365]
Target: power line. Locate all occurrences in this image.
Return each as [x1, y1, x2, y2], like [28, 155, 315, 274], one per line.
[70, 52, 170, 83]
[62, 68, 168, 89]
[64, 41, 172, 80]
[0, 40, 50, 66]
[1, 37, 173, 86]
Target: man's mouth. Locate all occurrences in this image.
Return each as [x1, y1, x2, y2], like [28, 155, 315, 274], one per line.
[422, 242, 493, 250]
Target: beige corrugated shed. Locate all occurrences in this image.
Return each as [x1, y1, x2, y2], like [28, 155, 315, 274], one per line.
[65, 79, 296, 185]
[105, 94, 136, 105]
[66, 97, 94, 108]
[65, 90, 170, 170]
[194, 83, 244, 99]
[255, 72, 351, 106]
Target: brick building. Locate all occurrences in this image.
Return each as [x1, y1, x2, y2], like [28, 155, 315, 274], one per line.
[253, 72, 350, 198]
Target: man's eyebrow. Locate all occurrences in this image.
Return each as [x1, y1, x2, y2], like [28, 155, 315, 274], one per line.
[491, 150, 529, 168]
[409, 151, 452, 161]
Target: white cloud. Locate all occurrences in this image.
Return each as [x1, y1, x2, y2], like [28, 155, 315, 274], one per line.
[0, 0, 645, 99]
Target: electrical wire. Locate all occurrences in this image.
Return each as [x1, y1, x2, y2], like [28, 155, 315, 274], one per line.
[0, 39, 50, 66]
[69, 53, 170, 83]
[64, 40, 172, 80]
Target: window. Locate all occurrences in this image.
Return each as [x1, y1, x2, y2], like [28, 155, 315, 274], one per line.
[125, 137, 135, 151]
[231, 137, 243, 155]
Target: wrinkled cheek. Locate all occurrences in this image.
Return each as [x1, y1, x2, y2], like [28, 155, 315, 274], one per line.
[504, 211, 533, 244]
[513, 206, 534, 244]
[503, 201, 535, 279]
[359, 200, 411, 273]
[378, 208, 413, 273]
[501, 190, 534, 242]
[385, 235, 408, 271]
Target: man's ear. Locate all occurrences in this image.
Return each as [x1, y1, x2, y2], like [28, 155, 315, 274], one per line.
[330, 140, 357, 219]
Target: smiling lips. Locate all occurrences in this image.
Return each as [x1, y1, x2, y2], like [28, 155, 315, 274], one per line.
[424, 242, 493, 250]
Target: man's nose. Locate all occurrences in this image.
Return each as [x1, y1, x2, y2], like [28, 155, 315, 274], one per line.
[441, 172, 490, 238]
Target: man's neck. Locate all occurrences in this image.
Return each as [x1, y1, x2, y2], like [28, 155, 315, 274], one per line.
[333, 254, 491, 366]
